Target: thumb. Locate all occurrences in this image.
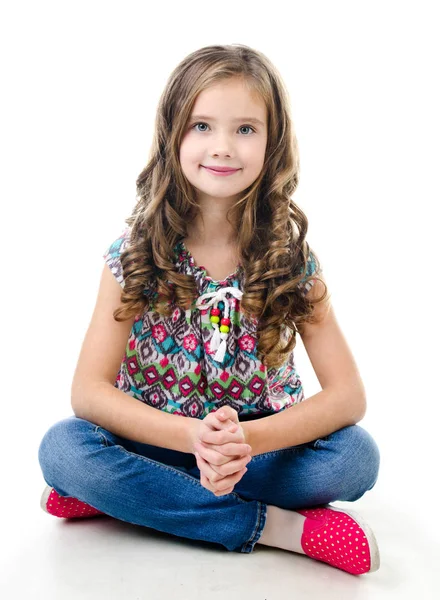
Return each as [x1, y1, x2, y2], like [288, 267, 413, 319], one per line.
[217, 406, 239, 424]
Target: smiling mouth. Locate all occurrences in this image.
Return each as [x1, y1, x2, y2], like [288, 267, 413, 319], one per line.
[201, 165, 240, 173]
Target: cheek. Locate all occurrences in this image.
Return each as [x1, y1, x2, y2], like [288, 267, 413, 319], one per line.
[243, 140, 266, 161]
[180, 140, 201, 166]
[255, 144, 267, 172]
[244, 149, 265, 174]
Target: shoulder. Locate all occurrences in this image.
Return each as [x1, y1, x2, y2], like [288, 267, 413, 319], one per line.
[102, 227, 132, 259]
[102, 227, 132, 288]
[296, 245, 323, 297]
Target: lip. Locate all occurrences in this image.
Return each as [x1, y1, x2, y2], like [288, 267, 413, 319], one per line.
[202, 165, 240, 173]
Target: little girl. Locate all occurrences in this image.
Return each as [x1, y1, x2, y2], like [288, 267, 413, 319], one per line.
[38, 44, 381, 576]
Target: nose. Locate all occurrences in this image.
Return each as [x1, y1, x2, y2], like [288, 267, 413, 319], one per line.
[209, 131, 235, 157]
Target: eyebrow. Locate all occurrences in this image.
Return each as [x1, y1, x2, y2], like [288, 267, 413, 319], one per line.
[189, 114, 265, 127]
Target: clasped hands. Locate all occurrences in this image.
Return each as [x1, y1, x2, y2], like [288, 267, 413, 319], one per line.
[188, 406, 253, 497]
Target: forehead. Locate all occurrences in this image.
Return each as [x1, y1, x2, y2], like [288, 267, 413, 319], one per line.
[191, 79, 266, 123]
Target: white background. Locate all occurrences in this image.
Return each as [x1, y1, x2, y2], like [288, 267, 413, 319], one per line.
[1, 1, 439, 597]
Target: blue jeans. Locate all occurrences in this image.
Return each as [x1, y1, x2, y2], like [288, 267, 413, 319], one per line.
[37, 415, 380, 553]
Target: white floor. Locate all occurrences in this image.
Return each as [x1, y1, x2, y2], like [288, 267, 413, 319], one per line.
[2, 465, 438, 600]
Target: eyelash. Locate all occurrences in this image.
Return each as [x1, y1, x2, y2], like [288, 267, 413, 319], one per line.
[191, 122, 256, 135]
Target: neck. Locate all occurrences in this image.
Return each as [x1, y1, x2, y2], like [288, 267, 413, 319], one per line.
[185, 225, 238, 248]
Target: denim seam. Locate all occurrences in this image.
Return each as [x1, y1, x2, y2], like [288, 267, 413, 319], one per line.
[240, 500, 267, 553]
[94, 426, 109, 447]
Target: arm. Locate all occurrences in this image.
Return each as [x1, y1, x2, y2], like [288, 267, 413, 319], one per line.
[73, 382, 194, 454]
[242, 386, 366, 457]
[243, 278, 367, 456]
[71, 263, 195, 455]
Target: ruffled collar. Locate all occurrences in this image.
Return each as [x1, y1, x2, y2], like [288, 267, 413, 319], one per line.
[174, 239, 243, 286]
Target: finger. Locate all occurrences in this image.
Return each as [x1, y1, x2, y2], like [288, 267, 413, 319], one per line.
[212, 415, 237, 432]
[200, 427, 249, 450]
[194, 440, 250, 465]
[216, 410, 228, 421]
[194, 415, 232, 449]
[199, 431, 252, 455]
[215, 408, 239, 425]
[197, 454, 247, 494]
[211, 411, 238, 433]
[206, 440, 251, 459]
[201, 427, 245, 445]
[196, 449, 231, 481]
[221, 419, 238, 432]
[216, 453, 251, 476]
[194, 441, 230, 467]
[195, 451, 225, 483]
[213, 483, 235, 496]
[212, 467, 248, 495]
[208, 452, 250, 479]
[200, 471, 221, 495]
[200, 471, 234, 497]
[223, 417, 238, 431]
[195, 446, 236, 479]
[195, 443, 251, 476]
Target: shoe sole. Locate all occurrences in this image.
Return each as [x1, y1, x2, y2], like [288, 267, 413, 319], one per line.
[40, 484, 53, 514]
[323, 503, 380, 573]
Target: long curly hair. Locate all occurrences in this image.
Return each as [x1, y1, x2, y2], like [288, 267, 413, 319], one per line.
[113, 43, 330, 369]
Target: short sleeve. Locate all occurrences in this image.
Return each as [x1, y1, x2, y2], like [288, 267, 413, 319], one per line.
[102, 228, 132, 289]
[297, 249, 322, 296]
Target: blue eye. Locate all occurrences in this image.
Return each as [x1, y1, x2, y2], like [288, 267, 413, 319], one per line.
[192, 122, 255, 135]
[193, 122, 208, 132]
[239, 125, 255, 135]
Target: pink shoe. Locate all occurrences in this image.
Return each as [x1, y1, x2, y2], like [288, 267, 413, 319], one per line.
[296, 504, 380, 575]
[40, 485, 105, 519]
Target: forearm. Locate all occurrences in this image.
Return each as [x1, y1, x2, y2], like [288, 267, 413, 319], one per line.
[242, 388, 366, 457]
[72, 382, 193, 453]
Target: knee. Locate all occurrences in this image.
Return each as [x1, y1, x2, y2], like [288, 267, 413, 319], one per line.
[339, 424, 381, 499]
[352, 425, 380, 484]
[38, 416, 92, 481]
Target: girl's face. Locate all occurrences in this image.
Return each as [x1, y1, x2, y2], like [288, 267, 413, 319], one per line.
[179, 78, 268, 205]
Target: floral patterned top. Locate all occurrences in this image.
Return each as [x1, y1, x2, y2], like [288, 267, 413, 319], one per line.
[102, 227, 321, 421]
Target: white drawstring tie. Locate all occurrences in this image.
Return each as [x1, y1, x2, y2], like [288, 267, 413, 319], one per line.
[186, 286, 243, 363]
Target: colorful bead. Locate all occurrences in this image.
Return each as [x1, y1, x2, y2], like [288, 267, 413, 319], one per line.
[209, 301, 231, 336]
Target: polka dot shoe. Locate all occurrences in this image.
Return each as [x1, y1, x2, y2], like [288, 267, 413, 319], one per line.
[296, 504, 380, 575]
[40, 485, 105, 519]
